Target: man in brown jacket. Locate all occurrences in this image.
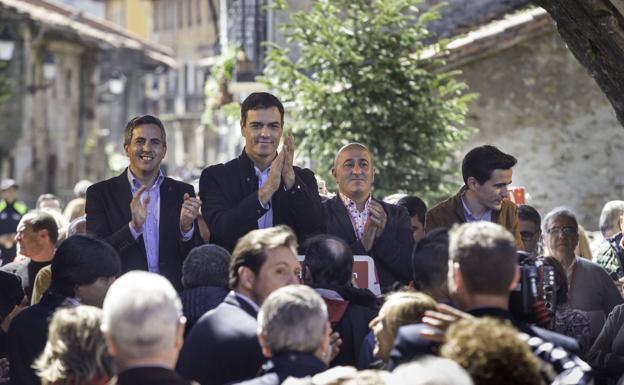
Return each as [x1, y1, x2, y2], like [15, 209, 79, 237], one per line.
[425, 145, 523, 249]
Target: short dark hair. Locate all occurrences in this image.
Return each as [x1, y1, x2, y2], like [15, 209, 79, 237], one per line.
[123, 115, 167, 146]
[397, 196, 427, 224]
[303, 234, 353, 286]
[518, 204, 541, 230]
[450, 222, 517, 295]
[229, 226, 297, 289]
[412, 228, 449, 291]
[461, 145, 517, 185]
[182, 244, 231, 289]
[24, 210, 59, 245]
[240, 92, 284, 127]
[50, 235, 121, 298]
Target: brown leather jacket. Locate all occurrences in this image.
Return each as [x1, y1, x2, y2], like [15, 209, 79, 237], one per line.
[424, 187, 524, 249]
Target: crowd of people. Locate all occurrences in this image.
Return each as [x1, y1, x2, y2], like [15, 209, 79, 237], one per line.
[0, 92, 623, 385]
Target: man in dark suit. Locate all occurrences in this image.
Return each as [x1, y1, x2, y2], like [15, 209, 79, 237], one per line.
[199, 92, 324, 252]
[86, 115, 201, 290]
[324, 143, 413, 292]
[176, 226, 302, 385]
[102, 271, 190, 385]
[389, 221, 581, 369]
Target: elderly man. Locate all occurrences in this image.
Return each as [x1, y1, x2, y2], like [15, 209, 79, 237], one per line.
[199, 92, 324, 251]
[324, 143, 413, 291]
[542, 207, 622, 342]
[1, 210, 58, 301]
[86, 115, 202, 290]
[425, 145, 522, 248]
[177, 225, 302, 385]
[233, 285, 330, 385]
[101, 271, 189, 385]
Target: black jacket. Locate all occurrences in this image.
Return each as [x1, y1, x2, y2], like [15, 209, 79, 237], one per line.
[86, 170, 199, 290]
[233, 352, 326, 385]
[176, 291, 263, 385]
[199, 150, 324, 251]
[323, 196, 414, 291]
[116, 366, 190, 385]
[179, 286, 228, 336]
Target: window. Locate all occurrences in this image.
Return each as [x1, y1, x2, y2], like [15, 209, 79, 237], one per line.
[197, 0, 202, 24]
[188, 0, 193, 27]
[178, 0, 184, 29]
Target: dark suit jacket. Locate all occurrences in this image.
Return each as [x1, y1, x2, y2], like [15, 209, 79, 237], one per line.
[176, 291, 263, 385]
[116, 366, 190, 385]
[324, 196, 414, 291]
[388, 306, 581, 370]
[425, 186, 523, 249]
[86, 170, 198, 290]
[199, 150, 324, 251]
[233, 352, 326, 385]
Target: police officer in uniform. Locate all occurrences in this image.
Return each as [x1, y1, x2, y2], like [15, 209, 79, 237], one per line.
[0, 179, 28, 265]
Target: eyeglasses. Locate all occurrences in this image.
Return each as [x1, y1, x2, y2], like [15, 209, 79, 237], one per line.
[520, 231, 537, 241]
[546, 226, 577, 236]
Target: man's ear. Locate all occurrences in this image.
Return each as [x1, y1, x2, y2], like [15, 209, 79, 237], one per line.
[466, 176, 479, 191]
[508, 265, 520, 291]
[331, 167, 337, 181]
[38, 229, 49, 242]
[258, 331, 272, 358]
[238, 266, 255, 291]
[174, 317, 186, 352]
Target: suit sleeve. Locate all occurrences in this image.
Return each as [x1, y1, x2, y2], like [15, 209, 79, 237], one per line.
[371, 205, 415, 283]
[199, 166, 268, 250]
[587, 305, 624, 377]
[279, 168, 326, 237]
[85, 185, 138, 255]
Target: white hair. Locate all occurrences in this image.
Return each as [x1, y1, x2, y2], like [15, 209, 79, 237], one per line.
[258, 285, 327, 354]
[101, 271, 182, 360]
[392, 357, 474, 385]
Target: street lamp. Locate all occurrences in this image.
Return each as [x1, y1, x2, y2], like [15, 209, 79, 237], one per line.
[42, 52, 56, 81]
[0, 26, 16, 61]
[108, 70, 126, 95]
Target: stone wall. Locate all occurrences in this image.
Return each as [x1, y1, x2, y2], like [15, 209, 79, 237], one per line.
[454, 27, 622, 230]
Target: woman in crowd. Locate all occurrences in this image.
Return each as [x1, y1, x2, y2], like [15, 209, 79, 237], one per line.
[587, 303, 624, 385]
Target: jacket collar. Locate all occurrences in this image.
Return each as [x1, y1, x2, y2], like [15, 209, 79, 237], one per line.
[261, 351, 326, 377]
[452, 186, 501, 223]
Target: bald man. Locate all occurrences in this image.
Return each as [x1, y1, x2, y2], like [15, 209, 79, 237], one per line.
[324, 143, 414, 292]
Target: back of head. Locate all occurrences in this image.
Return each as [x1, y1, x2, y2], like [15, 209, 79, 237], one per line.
[381, 291, 437, 342]
[397, 196, 427, 225]
[50, 235, 121, 298]
[34, 305, 113, 385]
[392, 357, 474, 385]
[599, 200, 624, 238]
[461, 145, 517, 185]
[64, 197, 86, 223]
[411, 228, 449, 294]
[240, 92, 284, 126]
[440, 318, 543, 385]
[101, 271, 182, 361]
[518, 204, 541, 229]
[449, 222, 517, 295]
[182, 244, 231, 290]
[73, 180, 93, 198]
[304, 234, 353, 286]
[229, 225, 297, 289]
[258, 285, 328, 355]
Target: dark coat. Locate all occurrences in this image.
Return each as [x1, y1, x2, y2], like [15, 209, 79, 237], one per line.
[199, 150, 324, 252]
[116, 367, 190, 385]
[179, 286, 228, 336]
[85, 170, 199, 290]
[233, 352, 326, 385]
[7, 291, 66, 385]
[176, 292, 263, 385]
[425, 186, 523, 249]
[388, 306, 581, 370]
[323, 196, 414, 291]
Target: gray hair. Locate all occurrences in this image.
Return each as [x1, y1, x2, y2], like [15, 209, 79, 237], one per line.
[182, 244, 231, 289]
[542, 207, 579, 234]
[599, 200, 624, 238]
[101, 271, 182, 360]
[258, 285, 328, 354]
[392, 357, 474, 385]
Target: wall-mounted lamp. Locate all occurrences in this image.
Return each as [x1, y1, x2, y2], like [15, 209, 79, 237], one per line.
[108, 70, 126, 95]
[0, 26, 16, 61]
[42, 52, 56, 81]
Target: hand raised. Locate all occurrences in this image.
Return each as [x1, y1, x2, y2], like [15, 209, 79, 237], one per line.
[258, 152, 285, 206]
[368, 201, 387, 238]
[180, 193, 202, 233]
[281, 130, 296, 189]
[360, 218, 378, 252]
[130, 185, 150, 230]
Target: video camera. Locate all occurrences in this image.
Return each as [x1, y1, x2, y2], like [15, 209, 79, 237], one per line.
[509, 251, 557, 324]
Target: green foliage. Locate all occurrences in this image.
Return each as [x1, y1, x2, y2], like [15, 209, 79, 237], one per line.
[261, 0, 476, 199]
[202, 46, 241, 129]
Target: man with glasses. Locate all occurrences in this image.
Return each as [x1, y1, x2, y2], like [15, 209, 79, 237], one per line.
[542, 207, 622, 343]
[518, 204, 542, 256]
